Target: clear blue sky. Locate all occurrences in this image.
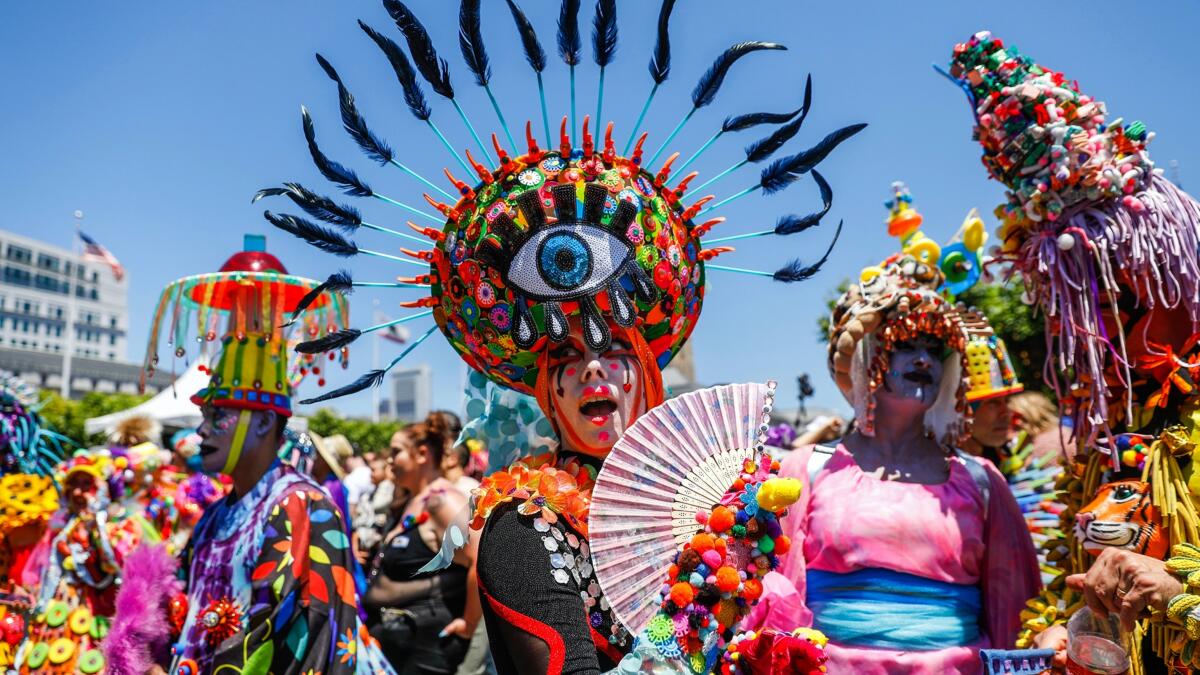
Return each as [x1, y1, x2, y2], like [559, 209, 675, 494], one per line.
[3, 1, 1198, 419]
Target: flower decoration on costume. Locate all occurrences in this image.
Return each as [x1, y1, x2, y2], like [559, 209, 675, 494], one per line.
[198, 597, 243, 646]
[470, 453, 596, 536]
[720, 628, 828, 675]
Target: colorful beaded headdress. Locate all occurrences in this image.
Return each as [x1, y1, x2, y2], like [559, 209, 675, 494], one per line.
[0, 372, 71, 477]
[945, 31, 1200, 441]
[190, 332, 294, 417]
[258, 0, 863, 404]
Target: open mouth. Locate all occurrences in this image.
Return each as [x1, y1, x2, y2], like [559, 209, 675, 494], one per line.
[199, 444, 220, 457]
[902, 371, 934, 385]
[579, 393, 618, 422]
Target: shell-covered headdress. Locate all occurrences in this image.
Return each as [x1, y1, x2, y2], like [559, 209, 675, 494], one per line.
[258, 0, 864, 404]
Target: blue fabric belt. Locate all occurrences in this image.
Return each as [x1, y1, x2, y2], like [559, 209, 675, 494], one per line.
[806, 568, 981, 650]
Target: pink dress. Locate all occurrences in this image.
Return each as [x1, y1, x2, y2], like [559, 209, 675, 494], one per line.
[759, 444, 1040, 675]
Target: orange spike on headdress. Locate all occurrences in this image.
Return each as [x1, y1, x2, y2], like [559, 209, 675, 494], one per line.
[524, 121, 543, 161]
[693, 217, 726, 238]
[681, 195, 715, 222]
[423, 193, 459, 220]
[407, 221, 445, 243]
[559, 116, 572, 157]
[444, 168, 476, 201]
[582, 116, 594, 157]
[603, 122, 616, 163]
[397, 274, 432, 285]
[464, 149, 494, 184]
[491, 134, 514, 173]
[698, 247, 735, 261]
[400, 248, 436, 262]
[631, 132, 649, 167]
[400, 296, 439, 308]
[655, 152, 680, 187]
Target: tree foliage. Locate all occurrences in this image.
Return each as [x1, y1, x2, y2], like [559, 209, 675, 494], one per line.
[306, 408, 404, 455]
[36, 390, 153, 446]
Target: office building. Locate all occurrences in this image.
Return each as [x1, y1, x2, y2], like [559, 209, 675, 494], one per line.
[389, 365, 433, 423]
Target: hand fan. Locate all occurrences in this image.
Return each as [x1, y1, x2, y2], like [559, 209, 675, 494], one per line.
[589, 381, 776, 636]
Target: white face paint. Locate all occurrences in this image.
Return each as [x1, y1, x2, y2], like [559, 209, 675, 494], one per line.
[879, 335, 946, 411]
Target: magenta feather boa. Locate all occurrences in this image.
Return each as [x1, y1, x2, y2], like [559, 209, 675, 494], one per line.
[102, 543, 182, 674]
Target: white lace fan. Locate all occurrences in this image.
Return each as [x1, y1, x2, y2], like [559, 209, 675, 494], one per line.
[589, 381, 776, 636]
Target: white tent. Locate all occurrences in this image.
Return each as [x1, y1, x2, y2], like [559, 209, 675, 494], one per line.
[84, 358, 209, 436]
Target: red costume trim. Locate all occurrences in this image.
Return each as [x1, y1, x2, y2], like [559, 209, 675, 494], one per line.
[478, 577, 566, 674]
[590, 626, 624, 664]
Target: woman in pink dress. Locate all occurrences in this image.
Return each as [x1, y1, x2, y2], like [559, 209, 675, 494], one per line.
[760, 250, 1041, 674]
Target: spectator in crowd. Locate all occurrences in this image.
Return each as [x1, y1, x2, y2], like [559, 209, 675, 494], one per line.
[354, 448, 395, 566]
[344, 451, 375, 508]
[442, 442, 480, 495]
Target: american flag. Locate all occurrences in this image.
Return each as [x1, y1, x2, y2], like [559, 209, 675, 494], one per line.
[79, 231, 125, 282]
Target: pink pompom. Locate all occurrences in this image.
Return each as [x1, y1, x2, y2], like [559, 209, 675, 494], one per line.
[701, 549, 723, 569]
[695, 510, 708, 525]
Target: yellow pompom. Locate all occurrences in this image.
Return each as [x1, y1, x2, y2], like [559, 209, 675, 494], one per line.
[757, 477, 802, 512]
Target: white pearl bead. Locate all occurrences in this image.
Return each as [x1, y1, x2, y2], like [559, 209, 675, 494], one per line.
[1056, 233, 1075, 251]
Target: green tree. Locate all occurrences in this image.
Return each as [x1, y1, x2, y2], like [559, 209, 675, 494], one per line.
[36, 390, 153, 446]
[306, 408, 404, 455]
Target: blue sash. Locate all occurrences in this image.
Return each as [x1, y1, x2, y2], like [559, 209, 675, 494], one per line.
[807, 568, 981, 650]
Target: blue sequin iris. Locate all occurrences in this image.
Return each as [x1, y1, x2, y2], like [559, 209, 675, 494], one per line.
[537, 232, 592, 291]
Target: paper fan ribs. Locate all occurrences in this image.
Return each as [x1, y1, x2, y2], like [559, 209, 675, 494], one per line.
[588, 381, 776, 636]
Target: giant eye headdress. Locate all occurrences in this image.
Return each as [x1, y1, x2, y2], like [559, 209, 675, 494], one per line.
[259, 0, 865, 402]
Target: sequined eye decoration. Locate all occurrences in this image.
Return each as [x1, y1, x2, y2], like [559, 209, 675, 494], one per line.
[478, 183, 657, 352]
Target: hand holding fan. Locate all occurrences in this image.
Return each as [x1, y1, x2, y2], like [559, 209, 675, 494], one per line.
[588, 381, 776, 636]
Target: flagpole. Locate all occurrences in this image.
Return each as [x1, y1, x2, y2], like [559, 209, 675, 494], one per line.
[60, 210, 82, 399]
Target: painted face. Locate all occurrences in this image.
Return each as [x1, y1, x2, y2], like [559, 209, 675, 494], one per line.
[970, 395, 1013, 448]
[196, 404, 273, 475]
[880, 335, 947, 409]
[547, 331, 645, 458]
[65, 472, 97, 514]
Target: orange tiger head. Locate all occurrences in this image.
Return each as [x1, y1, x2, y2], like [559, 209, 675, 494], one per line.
[1074, 479, 1168, 559]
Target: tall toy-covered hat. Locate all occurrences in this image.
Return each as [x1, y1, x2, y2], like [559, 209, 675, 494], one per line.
[191, 333, 293, 417]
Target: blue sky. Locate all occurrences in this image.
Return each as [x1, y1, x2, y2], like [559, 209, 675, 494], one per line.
[3, 1, 1199, 419]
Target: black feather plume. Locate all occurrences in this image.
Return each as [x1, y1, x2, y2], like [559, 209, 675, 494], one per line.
[253, 183, 362, 228]
[773, 170, 833, 236]
[505, 0, 546, 72]
[743, 75, 813, 162]
[358, 20, 431, 121]
[772, 219, 842, 283]
[287, 270, 355, 327]
[761, 123, 867, 195]
[315, 54, 395, 165]
[301, 107, 373, 197]
[591, 0, 618, 67]
[263, 211, 359, 257]
[691, 41, 787, 109]
[459, 0, 491, 87]
[648, 0, 677, 84]
[299, 367, 383, 404]
[295, 329, 365, 355]
[558, 0, 582, 65]
[384, 0, 454, 99]
[722, 108, 798, 133]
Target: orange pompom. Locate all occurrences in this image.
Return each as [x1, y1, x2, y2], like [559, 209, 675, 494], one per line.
[742, 577, 763, 602]
[715, 566, 740, 593]
[670, 582, 695, 607]
[773, 535, 791, 556]
[708, 506, 735, 533]
[714, 537, 728, 554]
[668, 564, 680, 579]
[690, 533, 715, 554]
[731, 478, 746, 492]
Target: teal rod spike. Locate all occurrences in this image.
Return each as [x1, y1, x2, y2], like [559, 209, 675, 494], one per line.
[425, 119, 473, 176]
[647, 107, 696, 167]
[451, 98, 494, 165]
[387, 158, 454, 200]
[570, 66, 577, 145]
[624, 82, 659, 155]
[704, 229, 773, 244]
[359, 220, 434, 245]
[595, 67, 607, 138]
[352, 281, 427, 289]
[371, 194, 442, 223]
[676, 128, 723, 175]
[537, 72, 552, 148]
[697, 184, 758, 216]
[693, 158, 747, 192]
[358, 248, 430, 267]
[380, 325, 438, 371]
[484, 85, 517, 151]
[705, 264, 774, 278]
[363, 310, 435, 334]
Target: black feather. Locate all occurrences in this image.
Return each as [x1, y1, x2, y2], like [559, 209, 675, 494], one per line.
[691, 41, 787, 109]
[772, 219, 842, 283]
[315, 54, 395, 165]
[722, 108, 798, 133]
[591, 0, 618, 67]
[558, 0, 582, 65]
[286, 270, 354, 327]
[505, 0, 546, 72]
[295, 328, 364, 355]
[760, 122, 867, 195]
[384, 0, 454, 99]
[299, 368, 383, 404]
[743, 75, 813, 162]
[301, 106, 373, 197]
[458, 0, 491, 87]
[648, 0, 677, 84]
[263, 211, 359, 257]
[773, 170, 833, 236]
[358, 20, 431, 121]
[253, 183, 362, 228]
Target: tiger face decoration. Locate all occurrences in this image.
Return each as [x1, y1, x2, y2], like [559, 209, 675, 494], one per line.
[1074, 480, 1168, 559]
